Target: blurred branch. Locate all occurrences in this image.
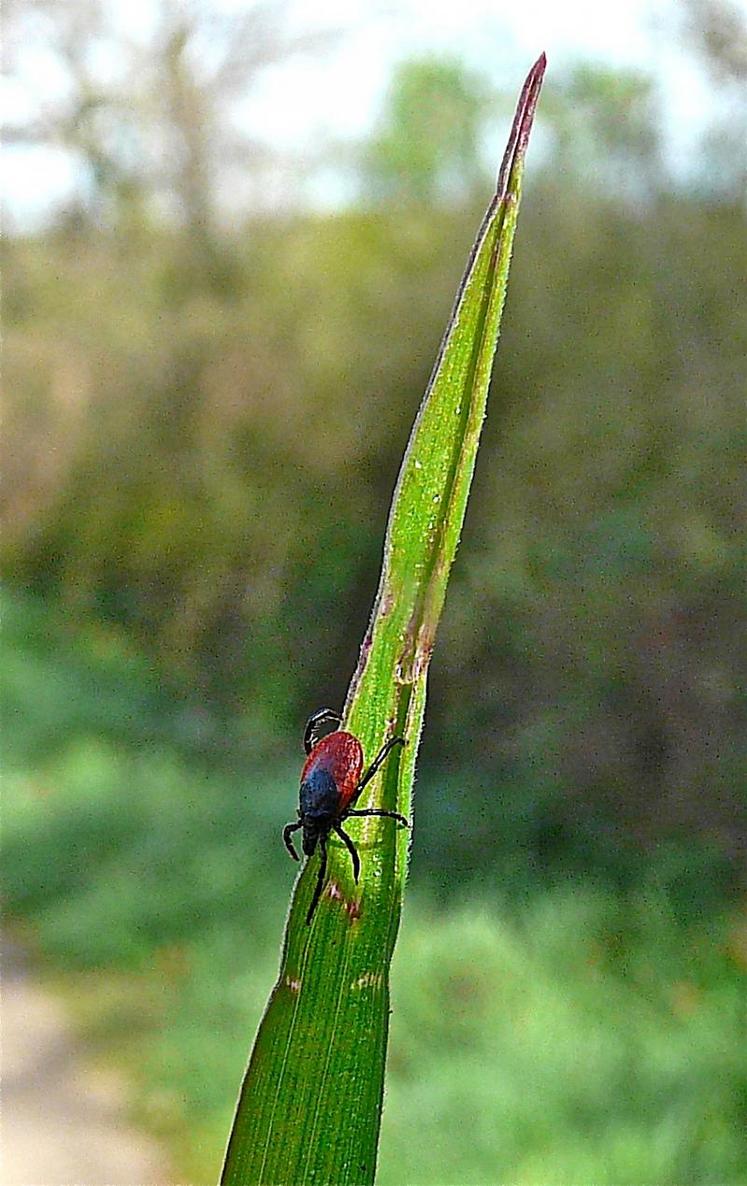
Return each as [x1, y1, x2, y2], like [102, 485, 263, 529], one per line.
[679, 0, 747, 201]
[4, 1, 139, 221]
[684, 0, 747, 84]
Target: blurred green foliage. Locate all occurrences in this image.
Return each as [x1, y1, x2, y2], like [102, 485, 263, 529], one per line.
[361, 56, 493, 204]
[3, 47, 746, 1184]
[5, 177, 745, 882]
[3, 591, 746, 1183]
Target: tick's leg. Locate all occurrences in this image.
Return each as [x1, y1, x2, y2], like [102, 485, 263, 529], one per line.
[306, 835, 328, 925]
[334, 824, 361, 883]
[303, 708, 341, 754]
[346, 807, 410, 827]
[283, 821, 302, 860]
[351, 736, 406, 804]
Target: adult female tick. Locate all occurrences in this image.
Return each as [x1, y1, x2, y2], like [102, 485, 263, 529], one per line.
[283, 708, 409, 924]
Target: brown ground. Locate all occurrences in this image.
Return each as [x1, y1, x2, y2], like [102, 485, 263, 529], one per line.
[2, 943, 170, 1186]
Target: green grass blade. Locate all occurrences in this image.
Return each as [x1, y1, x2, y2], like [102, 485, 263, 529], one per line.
[221, 55, 545, 1186]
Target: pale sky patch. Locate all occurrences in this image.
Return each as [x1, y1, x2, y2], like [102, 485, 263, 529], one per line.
[3, 0, 741, 227]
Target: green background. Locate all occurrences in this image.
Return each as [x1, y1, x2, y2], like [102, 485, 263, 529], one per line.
[4, 36, 746, 1186]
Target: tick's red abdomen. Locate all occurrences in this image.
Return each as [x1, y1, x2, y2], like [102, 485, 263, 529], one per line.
[300, 730, 363, 811]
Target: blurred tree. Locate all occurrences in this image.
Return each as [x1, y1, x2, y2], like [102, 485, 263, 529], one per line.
[3, 0, 142, 231]
[360, 56, 492, 205]
[3, 44, 746, 891]
[4, 0, 334, 247]
[540, 62, 662, 199]
[681, 0, 747, 200]
[684, 0, 747, 85]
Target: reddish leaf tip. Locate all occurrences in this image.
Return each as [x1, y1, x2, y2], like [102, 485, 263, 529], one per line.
[496, 54, 547, 201]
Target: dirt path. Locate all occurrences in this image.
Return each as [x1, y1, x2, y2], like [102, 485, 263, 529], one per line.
[2, 943, 171, 1186]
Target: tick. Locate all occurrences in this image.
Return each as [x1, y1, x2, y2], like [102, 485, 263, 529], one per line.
[283, 708, 409, 924]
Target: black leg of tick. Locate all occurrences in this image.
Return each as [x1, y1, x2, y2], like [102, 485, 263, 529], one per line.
[306, 834, 328, 925]
[334, 824, 361, 883]
[283, 821, 302, 861]
[303, 708, 342, 754]
[351, 736, 406, 803]
[346, 808, 410, 827]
